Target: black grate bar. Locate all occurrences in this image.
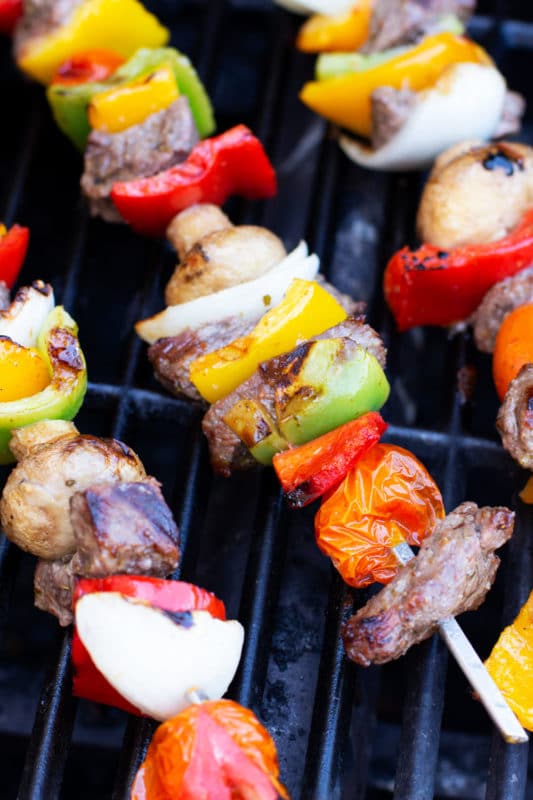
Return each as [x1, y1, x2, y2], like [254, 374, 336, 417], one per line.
[59, 207, 89, 313]
[232, 474, 287, 709]
[301, 576, 356, 800]
[17, 633, 77, 800]
[2, 93, 42, 227]
[393, 636, 449, 800]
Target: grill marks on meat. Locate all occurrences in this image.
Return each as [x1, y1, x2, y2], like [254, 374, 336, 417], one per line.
[343, 503, 514, 666]
[149, 316, 256, 401]
[81, 97, 199, 222]
[34, 557, 76, 627]
[472, 266, 533, 353]
[202, 317, 386, 476]
[364, 0, 475, 53]
[148, 278, 365, 401]
[371, 87, 417, 149]
[70, 479, 180, 577]
[14, 0, 82, 58]
[497, 364, 533, 470]
[35, 480, 180, 625]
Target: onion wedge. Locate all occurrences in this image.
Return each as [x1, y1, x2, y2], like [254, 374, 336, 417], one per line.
[0, 282, 55, 348]
[339, 63, 507, 172]
[274, 0, 355, 15]
[136, 242, 320, 344]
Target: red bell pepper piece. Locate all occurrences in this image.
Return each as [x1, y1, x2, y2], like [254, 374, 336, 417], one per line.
[0, 224, 29, 288]
[110, 125, 277, 236]
[384, 207, 533, 331]
[51, 49, 125, 86]
[72, 576, 226, 714]
[272, 412, 387, 509]
[0, 0, 22, 35]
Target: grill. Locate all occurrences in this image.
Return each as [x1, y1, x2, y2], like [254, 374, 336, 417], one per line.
[1, 1, 533, 798]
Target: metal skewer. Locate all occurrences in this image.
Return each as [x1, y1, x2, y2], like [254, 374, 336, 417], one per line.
[393, 541, 528, 745]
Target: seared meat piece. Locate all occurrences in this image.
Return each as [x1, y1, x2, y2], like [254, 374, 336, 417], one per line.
[497, 364, 533, 470]
[34, 557, 75, 627]
[495, 91, 527, 138]
[472, 266, 533, 353]
[14, 0, 81, 58]
[70, 480, 180, 577]
[0, 281, 9, 310]
[364, 0, 475, 53]
[81, 97, 199, 222]
[202, 317, 386, 476]
[343, 502, 515, 666]
[371, 87, 416, 149]
[149, 316, 256, 402]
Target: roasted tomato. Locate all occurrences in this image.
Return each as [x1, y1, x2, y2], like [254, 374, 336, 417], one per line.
[315, 443, 445, 588]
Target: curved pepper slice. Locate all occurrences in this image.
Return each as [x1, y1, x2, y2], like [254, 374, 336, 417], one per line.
[384, 207, 533, 331]
[485, 589, 533, 731]
[0, 305, 87, 464]
[132, 700, 288, 800]
[299, 32, 490, 138]
[315, 443, 445, 588]
[0, 224, 29, 288]
[273, 412, 387, 508]
[88, 61, 179, 134]
[0, 0, 22, 35]
[72, 576, 226, 714]
[296, 0, 372, 53]
[111, 125, 277, 237]
[0, 339, 50, 402]
[16, 0, 169, 84]
[47, 46, 214, 151]
[189, 279, 347, 403]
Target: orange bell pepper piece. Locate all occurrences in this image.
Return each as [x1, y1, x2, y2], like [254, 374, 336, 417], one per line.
[296, 0, 372, 53]
[300, 32, 491, 138]
[520, 477, 533, 504]
[485, 589, 533, 731]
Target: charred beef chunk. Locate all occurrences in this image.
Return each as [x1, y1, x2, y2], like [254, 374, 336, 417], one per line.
[34, 557, 75, 627]
[343, 502, 515, 666]
[14, 0, 82, 58]
[148, 277, 364, 401]
[202, 317, 386, 476]
[371, 87, 417, 149]
[0, 282, 9, 310]
[70, 479, 180, 576]
[364, 0, 475, 53]
[497, 364, 533, 470]
[472, 266, 533, 353]
[495, 91, 527, 138]
[81, 96, 199, 222]
[149, 316, 256, 402]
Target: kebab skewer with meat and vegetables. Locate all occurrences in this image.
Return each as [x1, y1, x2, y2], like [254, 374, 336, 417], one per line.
[275, 0, 524, 170]
[133, 203, 527, 742]
[384, 139, 533, 490]
[6, 1, 276, 225]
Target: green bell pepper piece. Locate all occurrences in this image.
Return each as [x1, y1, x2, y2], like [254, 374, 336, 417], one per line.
[0, 306, 87, 464]
[47, 46, 215, 151]
[224, 338, 390, 466]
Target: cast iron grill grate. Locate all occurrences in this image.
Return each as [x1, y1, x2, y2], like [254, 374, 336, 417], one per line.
[0, 1, 532, 798]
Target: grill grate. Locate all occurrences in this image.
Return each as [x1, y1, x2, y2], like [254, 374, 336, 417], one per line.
[1, 1, 532, 798]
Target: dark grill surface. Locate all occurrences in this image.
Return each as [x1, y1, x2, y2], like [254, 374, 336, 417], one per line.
[1, 1, 533, 798]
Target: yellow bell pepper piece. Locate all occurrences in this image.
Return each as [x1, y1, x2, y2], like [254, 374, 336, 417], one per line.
[300, 32, 491, 138]
[296, 1, 372, 54]
[485, 589, 533, 731]
[0, 338, 50, 402]
[17, 0, 169, 85]
[88, 62, 179, 134]
[520, 476, 533, 504]
[189, 279, 347, 404]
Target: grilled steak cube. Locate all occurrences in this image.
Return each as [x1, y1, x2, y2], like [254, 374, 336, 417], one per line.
[497, 364, 533, 470]
[364, 0, 475, 53]
[70, 479, 180, 577]
[34, 556, 75, 627]
[81, 96, 199, 222]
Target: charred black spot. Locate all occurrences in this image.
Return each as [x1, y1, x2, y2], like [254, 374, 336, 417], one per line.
[163, 610, 194, 627]
[482, 146, 525, 176]
[286, 483, 312, 510]
[437, 251, 449, 260]
[527, 394, 533, 412]
[49, 329, 84, 372]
